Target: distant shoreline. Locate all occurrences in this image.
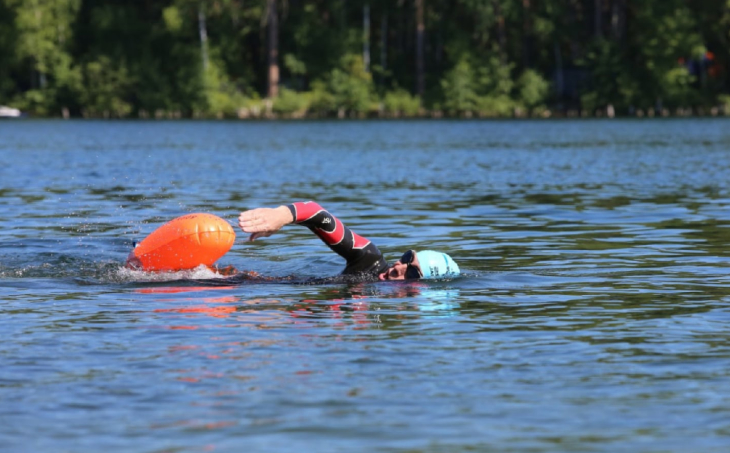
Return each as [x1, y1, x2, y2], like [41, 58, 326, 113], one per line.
[13, 106, 730, 121]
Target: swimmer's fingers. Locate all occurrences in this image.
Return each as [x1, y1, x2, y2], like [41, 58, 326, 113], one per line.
[238, 208, 275, 232]
[238, 206, 293, 240]
[248, 231, 274, 242]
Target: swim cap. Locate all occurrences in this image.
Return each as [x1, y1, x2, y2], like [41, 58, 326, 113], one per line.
[415, 250, 460, 279]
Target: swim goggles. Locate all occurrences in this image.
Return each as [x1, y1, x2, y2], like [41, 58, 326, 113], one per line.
[400, 250, 423, 279]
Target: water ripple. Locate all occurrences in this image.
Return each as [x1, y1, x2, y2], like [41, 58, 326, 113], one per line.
[2, 119, 730, 452]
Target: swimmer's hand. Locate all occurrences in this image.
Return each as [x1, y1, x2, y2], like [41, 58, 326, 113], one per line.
[238, 206, 294, 242]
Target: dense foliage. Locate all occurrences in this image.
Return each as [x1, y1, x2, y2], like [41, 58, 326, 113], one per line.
[1, 0, 729, 118]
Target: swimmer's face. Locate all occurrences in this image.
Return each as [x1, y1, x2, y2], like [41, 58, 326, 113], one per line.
[378, 250, 423, 281]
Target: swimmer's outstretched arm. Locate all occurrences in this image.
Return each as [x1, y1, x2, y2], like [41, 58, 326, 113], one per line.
[239, 201, 387, 274]
[238, 205, 294, 241]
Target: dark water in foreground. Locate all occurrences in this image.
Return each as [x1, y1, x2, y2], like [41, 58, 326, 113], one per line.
[2, 119, 730, 452]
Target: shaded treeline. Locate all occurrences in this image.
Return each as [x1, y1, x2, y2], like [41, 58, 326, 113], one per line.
[1, 0, 729, 118]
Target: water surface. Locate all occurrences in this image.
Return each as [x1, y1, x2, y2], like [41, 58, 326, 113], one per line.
[2, 119, 730, 452]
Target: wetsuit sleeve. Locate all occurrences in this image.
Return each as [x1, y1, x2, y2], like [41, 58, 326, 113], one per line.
[287, 201, 388, 275]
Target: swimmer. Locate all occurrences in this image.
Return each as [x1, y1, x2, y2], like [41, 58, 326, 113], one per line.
[238, 201, 460, 281]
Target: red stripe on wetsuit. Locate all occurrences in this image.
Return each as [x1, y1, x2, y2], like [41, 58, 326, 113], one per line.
[287, 201, 387, 275]
[290, 201, 370, 249]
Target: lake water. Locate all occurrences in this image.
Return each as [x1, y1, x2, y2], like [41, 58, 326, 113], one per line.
[2, 119, 730, 452]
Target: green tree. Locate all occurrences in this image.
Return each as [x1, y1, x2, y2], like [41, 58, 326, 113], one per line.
[1, 0, 729, 117]
[79, 56, 131, 117]
[517, 68, 550, 112]
[440, 59, 478, 114]
[6, 0, 82, 115]
[311, 54, 375, 116]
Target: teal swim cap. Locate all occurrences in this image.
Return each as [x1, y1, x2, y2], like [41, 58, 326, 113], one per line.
[415, 250, 460, 279]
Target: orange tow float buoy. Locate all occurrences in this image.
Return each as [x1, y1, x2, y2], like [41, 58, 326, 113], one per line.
[126, 213, 236, 271]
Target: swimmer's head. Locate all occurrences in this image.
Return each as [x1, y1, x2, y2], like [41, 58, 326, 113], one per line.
[378, 250, 460, 281]
[415, 250, 460, 279]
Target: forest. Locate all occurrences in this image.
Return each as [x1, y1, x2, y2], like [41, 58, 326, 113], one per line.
[1, 0, 729, 119]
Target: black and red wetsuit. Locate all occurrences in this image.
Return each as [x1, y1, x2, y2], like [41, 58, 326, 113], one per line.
[287, 201, 388, 277]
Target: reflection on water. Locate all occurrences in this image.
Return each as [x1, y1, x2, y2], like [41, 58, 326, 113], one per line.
[2, 119, 730, 452]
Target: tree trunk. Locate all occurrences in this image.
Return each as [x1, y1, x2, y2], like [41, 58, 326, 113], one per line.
[494, 0, 507, 64]
[415, 0, 424, 97]
[381, 12, 388, 72]
[554, 41, 564, 100]
[267, 0, 279, 98]
[522, 0, 531, 68]
[33, 3, 45, 89]
[595, 0, 602, 38]
[363, 4, 370, 73]
[611, 0, 625, 40]
[198, 4, 209, 71]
